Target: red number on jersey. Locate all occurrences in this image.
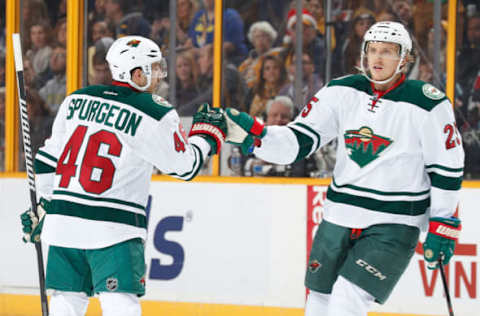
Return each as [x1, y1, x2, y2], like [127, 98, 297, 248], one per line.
[174, 132, 186, 152]
[79, 130, 122, 194]
[444, 123, 461, 150]
[301, 96, 319, 118]
[57, 125, 88, 188]
[56, 126, 123, 194]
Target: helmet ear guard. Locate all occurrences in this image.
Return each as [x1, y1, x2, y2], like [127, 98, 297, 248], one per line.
[360, 21, 413, 85]
[106, 36, 166, 91]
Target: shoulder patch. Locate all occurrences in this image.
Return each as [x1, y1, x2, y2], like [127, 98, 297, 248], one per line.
[152, 94, 171, 107]
[422, 83, 445, 100]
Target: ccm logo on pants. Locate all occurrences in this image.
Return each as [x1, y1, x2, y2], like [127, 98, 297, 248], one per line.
[356, 259, 387, 281]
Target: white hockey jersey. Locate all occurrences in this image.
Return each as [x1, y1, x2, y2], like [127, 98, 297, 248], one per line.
[34, 84, 211, 249]
[255, 75, 464, 230]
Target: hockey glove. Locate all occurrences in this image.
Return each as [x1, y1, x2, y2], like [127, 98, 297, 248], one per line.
[189, 103, 227, 155]
[423, 217, 461, 270]
[20, 198, 50, 243]
[224, 108, 266, 155]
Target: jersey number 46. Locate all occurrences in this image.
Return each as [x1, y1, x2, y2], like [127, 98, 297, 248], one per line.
[56, 125, 122, 194]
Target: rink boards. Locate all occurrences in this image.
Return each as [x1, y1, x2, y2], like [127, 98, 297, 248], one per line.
[0, 178, 478, 316]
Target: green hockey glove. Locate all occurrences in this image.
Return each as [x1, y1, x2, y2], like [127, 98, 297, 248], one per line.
[20, 198, 50, 243]
[423, 216, 461, 270]
[189, 103, 227, 155]
[224, 108, 266, 155]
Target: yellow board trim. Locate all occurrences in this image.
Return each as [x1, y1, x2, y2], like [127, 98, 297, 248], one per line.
[1, 172, 480, 188]
[446, 0, 457, 103]
[66, 0, 84, 94]
[0, 294, 438, 316]
[5, 0, 20, 172]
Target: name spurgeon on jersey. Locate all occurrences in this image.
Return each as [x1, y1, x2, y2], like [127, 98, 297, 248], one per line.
[66, 97, 143, 136]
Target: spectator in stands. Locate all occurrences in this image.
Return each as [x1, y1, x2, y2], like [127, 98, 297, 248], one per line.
[104, 0, 151, 38]
[417, 58, 434, 84]
[90, 50, 112, 85]
[306, 0, 336, 50]
[39, 44, 66, 114]
[174, 50, 201, 116]
[341, 9, 375, 75]
[392, 0, 414, 31]
[458, 14, 480, 108]
[180, 44, 247, 114]
[88, 36, 114, 84]
[26, 87, 52, 154]
[150, 0, 197, 51]
[23, 57, 39, 89]
[246, 55, 288, 118]
[238, 21, 280, 88]
[54, 17, 67, 48]
[26, 21, 53, 78]
[188, 0, 248, 65]
[244, 95, 319, 177]
[0, 53, 4, 87]
[88, 0, 106, 23]
[22, 0, 50, 52]
[176, 0, 196, 48]
[282, 9, 326, 76]
[90, 20, 115, 45]
[279, 52, 323, 112]
[376, 8, 396, 22]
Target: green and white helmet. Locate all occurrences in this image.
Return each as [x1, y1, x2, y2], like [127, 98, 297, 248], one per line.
[360, 21, 412, 84]
[106, 35, 167, 91]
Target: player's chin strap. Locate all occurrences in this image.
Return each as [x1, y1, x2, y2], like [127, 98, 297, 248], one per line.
[360, 48, 407, 85]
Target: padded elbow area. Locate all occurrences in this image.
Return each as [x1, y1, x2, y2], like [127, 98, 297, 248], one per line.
[288, 127, 315, 162]
[99, 292, 141, 316]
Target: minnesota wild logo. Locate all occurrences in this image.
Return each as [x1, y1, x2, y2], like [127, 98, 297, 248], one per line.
[126, 39, 141, 47]
[344, 127, 393, 167]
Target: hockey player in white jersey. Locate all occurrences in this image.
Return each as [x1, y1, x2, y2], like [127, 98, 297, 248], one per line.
[224, 22, 464, 316]
[20, 36, 226, 316]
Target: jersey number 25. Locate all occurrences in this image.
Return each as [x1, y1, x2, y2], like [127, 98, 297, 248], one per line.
[56, 125, 122, 194]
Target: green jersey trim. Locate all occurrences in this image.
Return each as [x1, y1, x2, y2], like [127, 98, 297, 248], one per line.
[34, 160, 56, 174]
[428, 172, 463, 191]
[50, 199, 147, 228]
[167, 144, 204, 181]
[332, 178, 430, 196]
[288, 127, 315, 163]
[425, 164, 463, 172]
[326, 187, 429, 216]
[52, 190, 145, 210]
[71, 85, 173, 121]
[327, 75, 446, 111]
[37, 150, 58, 163]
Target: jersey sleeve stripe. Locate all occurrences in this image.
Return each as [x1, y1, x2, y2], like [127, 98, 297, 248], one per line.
[332, 177, 430, 197]
[34, 159, 56, 174]
[287, 126, 315, 162]
[327, 187, 430, 216]
[36, 150, 58, 163]
[291, 122, 321, 152]
[50, 200, 147, 228]
[53, 190, 145, 210]
[167, 144, 204, 181]
[428, 172, 463, 191]
[425, 165, 463, 178]
[425, 164, 463, 172]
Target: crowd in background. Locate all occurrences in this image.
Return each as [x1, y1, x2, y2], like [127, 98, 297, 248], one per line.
[0, 0, 479, 178]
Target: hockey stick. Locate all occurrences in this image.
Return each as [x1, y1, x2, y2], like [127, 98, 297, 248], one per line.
[438, 257, 454, 316]
[12, 33, 49, 316]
